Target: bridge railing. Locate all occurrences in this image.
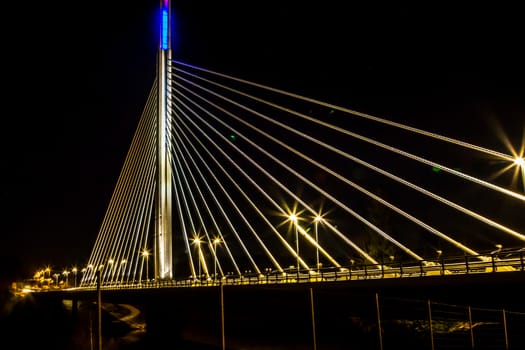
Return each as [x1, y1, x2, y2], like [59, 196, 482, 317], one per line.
[56, 248, 524, 291]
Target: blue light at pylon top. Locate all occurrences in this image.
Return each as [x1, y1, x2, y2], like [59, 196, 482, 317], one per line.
[161, 8, 169, 50]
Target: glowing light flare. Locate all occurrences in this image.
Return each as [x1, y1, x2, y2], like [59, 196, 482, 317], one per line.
[495, 154, 525, 193]
[277, 204, 305, 237]
[491, 121, 525, 192]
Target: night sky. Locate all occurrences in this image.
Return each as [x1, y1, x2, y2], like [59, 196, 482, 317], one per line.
[1, 1, 523, 279]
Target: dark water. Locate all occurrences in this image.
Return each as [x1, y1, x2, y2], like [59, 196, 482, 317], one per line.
[3, 285, 525, 350]
[0, 289, 372, 350]
[1, 290, 228, 350]
[0, 292, 465, 350]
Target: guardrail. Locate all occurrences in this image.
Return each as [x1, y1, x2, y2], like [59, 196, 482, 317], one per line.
[55, 249, 524, 291]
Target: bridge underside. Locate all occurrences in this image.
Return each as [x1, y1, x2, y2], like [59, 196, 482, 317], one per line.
[31, 272, 525, 349]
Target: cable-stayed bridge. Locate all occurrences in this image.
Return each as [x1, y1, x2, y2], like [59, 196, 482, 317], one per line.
[19, 3, 525, 349]
[78, 59, 525, 287]
[33, 66, 525, 344]
[69, 2, 525, 290]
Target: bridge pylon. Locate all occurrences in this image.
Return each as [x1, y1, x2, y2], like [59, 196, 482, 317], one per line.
[155, 0, 173, 280]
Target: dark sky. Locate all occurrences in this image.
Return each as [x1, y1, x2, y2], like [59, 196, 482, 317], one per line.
[2, 1, 523, 279]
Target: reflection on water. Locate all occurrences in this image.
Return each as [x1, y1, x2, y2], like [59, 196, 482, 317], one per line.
[6, 285, 525, 350]
[0, 291, 220, 350]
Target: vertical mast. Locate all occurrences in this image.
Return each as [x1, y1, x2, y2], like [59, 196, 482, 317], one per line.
[155, 0, 173, 280]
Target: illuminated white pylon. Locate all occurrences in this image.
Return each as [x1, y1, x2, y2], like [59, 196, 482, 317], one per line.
[155, 0, 173, 280]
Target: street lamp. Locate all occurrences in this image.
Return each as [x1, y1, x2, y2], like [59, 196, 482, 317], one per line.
[81, 267, 87, 286]
[193, 237, 203, 280]
[38, 269, 44, 287]
[62, 270, 69, 288]
[212, 237, 221, 282]
[53, 273, 59, 287]
[36, 269, 44, 288]
[120, 259, 127, 284]
[314, 215, 322, 273]
[71, 267, 78, 288]
[142, 249, 150, 282]
[494, 244, 503, 258]
[290, 214, 300, 272]
[44, 267, 51, 287]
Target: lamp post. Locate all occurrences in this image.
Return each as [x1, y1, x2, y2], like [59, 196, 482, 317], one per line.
[53, 273, 59, 287]
[494, 244, 503, 258]
[194, 237, 203, 280]
[37, 269, 44, 288]
[314, 215, 322, 273]
[436, 250, 443, 266]
[120, 259, 127, 284]
[45, 267, 51, 287]
[213, 238, 221, 282]
[63, 270, 70, 288]
[142, 249, 150, 282]
[72, 267, 78, 288]
[38, 269, 44, 287]
[290, 214, 300, 272]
